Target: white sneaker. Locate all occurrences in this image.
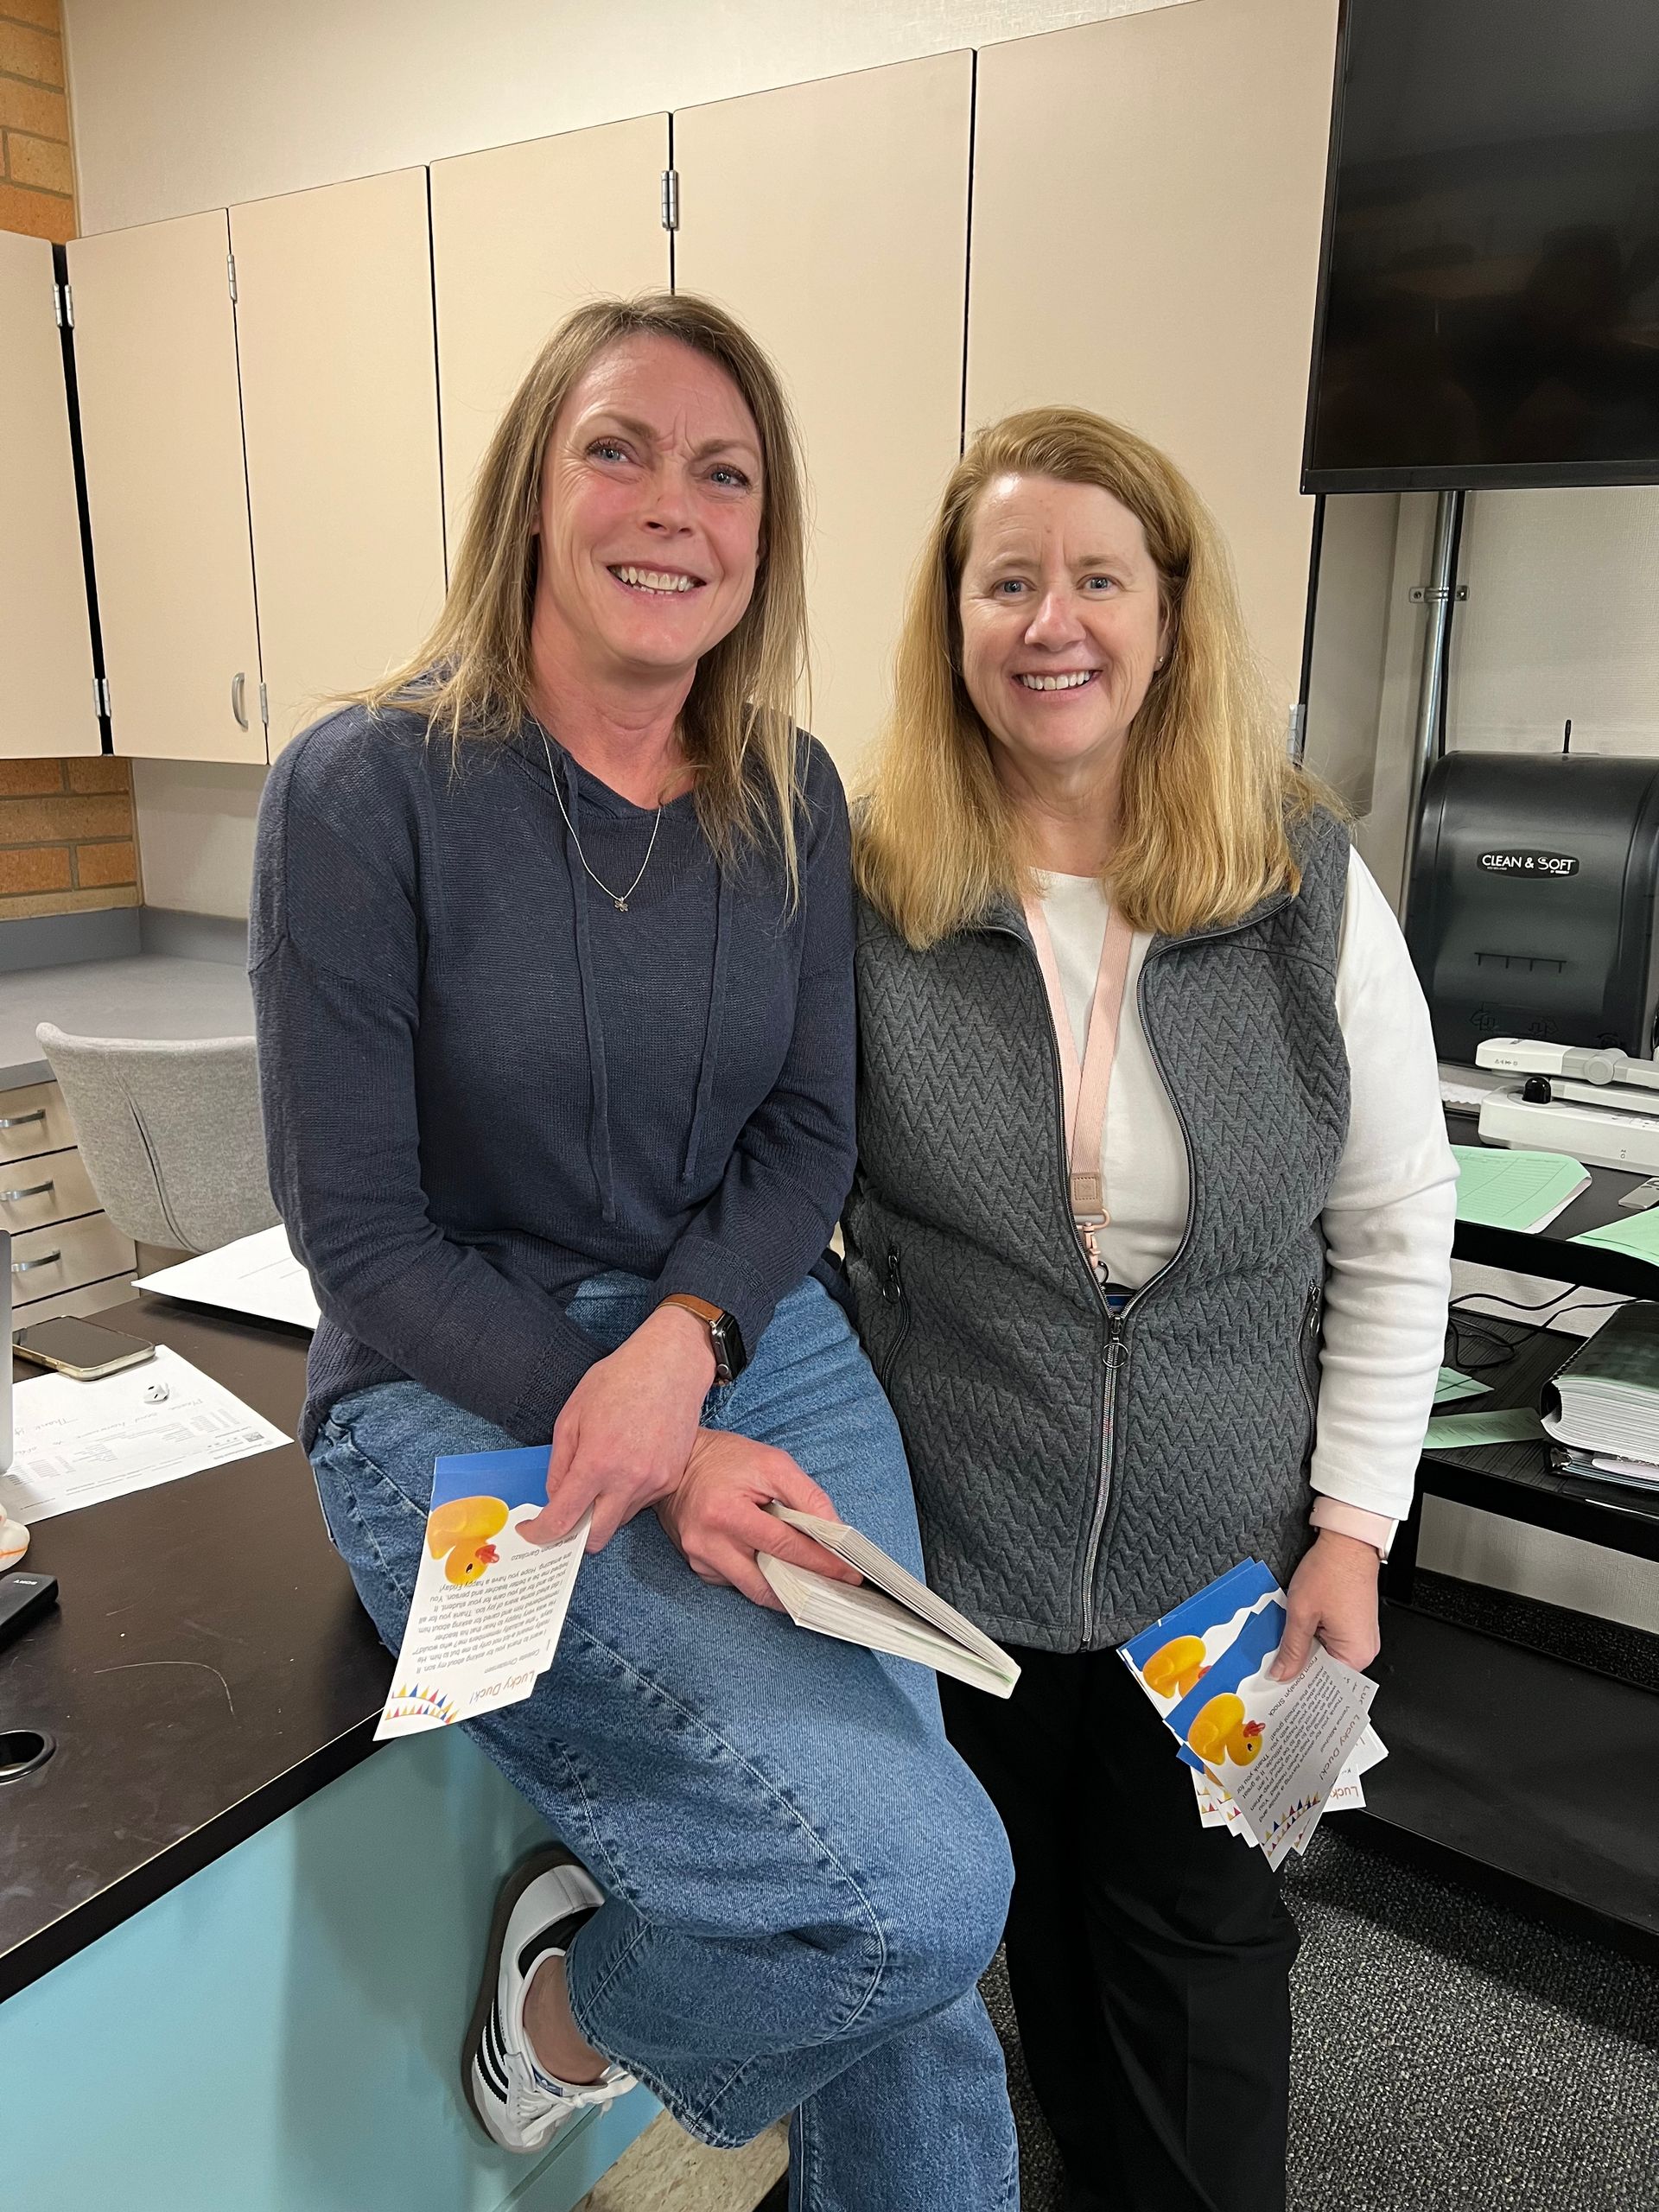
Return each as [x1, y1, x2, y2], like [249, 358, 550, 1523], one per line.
[462, 1847, 637, 2154]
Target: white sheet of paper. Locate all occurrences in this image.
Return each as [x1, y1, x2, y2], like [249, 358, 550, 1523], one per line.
[135, 1225, 321, 1332]
[0, 1344, 290, 1523]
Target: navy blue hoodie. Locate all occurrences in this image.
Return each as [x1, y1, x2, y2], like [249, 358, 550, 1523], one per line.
[250, 706, 855, 1448]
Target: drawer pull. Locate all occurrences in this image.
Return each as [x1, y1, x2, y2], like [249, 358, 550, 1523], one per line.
[0, 1180, 54, 1203]
[13, 1250, 61, 1274]
[0, 1109, 46, 1131]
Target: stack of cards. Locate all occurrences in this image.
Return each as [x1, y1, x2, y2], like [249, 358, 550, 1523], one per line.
[1120, 1560, 1385, 1869]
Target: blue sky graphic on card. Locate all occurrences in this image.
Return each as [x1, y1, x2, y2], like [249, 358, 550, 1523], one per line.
[1120, 1560, 1287, 1772]
[418, 1448, 552, 1592]
[432, 1446, 550, 1513]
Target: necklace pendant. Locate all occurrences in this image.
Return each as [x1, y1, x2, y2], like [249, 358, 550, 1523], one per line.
[614, 896, 628, 912]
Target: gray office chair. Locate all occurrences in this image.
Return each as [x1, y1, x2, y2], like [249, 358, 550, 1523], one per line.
[35, 1023, 279, 1255]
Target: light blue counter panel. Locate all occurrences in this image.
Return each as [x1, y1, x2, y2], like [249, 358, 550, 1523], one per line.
[0, 1730, 658, 2211]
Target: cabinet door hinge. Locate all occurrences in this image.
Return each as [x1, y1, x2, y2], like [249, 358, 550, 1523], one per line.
[258, 681, 270, 727]
[93, 676, 111, 719]
[54, 279, 73, 330]
[226, 251, 238, 303]
[661, 168, 679, 232]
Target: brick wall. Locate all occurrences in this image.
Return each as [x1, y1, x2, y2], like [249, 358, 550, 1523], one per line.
[0, 759, 140, 920]
[0, 0, 72, 244]
[1, 0, 142, 922]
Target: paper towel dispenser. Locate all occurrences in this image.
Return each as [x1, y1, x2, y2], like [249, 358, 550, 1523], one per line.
[1404, 751, 1659, 1063]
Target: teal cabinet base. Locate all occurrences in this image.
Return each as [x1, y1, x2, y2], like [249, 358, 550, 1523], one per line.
[1, 1731, 658, 2211]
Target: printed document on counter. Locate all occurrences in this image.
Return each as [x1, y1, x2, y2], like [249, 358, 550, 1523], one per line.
[0, 1345, 290, 1523]
[135, 1224, 321, 1332]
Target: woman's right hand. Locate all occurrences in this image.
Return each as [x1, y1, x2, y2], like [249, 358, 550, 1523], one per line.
[519, 1304, 718, 1552]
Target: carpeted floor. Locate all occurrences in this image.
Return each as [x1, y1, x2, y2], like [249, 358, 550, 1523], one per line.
[985, 1558, 1659, 2212]
[984, 1826, 1659, 2211]
[769, 1570, 1659, 2212]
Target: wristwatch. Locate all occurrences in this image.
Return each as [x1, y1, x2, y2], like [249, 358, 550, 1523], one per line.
[659, 1294, 748, 1384]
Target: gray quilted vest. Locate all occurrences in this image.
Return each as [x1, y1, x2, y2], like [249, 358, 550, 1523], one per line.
[845, 809, 1352, 1653]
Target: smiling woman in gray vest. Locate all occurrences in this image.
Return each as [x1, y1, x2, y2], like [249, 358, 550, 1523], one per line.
[847, 408, 1456, 2212]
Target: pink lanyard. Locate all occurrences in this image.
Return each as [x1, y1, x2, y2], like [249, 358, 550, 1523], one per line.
[1023, 893, 1135, 1262]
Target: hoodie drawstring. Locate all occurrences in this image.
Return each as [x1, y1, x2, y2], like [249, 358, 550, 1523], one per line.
[561, 766, 618, 1224]
[681, 859, 729, 1186]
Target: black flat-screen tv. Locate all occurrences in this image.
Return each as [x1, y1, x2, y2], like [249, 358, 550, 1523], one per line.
[1303, 0, 1659, 493]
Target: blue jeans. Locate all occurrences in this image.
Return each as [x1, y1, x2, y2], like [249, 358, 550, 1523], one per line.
[309, 1273, 1019, 2212]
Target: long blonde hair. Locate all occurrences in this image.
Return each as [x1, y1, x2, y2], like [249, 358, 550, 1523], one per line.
[855, 406, 1317, 945]
[360, 293, 810, 878]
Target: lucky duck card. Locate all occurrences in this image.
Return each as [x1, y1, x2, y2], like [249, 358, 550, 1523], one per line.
[376, 1446, 590, 1740]
[1121, 1559, 1379, 1869]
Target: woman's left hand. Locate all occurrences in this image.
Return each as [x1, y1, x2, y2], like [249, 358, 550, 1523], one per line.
[1269, 1529, 1382, 1680]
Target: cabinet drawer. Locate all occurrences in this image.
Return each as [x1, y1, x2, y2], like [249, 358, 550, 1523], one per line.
[9, 1274, 139, 1327]
[0, 1081, 76, 1165]
[10, 1212, 136, 1305]
[0, 1147, 99, 1235]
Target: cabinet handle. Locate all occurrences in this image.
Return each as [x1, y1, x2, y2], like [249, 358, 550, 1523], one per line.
[232, 671, 249, 729]
[0, 1180, 54, 1202]
[0, 1109, 46, 1130]
[13, 1250, 61, 1273]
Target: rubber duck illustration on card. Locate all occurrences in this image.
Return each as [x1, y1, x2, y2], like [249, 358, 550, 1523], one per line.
[426, 1494, 511, 1586]
[1186, 1688, 1267, 1774]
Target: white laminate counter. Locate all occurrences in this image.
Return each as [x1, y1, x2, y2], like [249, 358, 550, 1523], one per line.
[0, 955, 255, 1091]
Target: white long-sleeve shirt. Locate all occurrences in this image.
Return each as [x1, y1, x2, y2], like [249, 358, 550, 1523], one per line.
[1037, 850, 1457, 1544]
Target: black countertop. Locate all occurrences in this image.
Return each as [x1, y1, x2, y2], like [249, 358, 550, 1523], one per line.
[1447, 1105, 1659, 1297]
[0, 1296, 389, 2004]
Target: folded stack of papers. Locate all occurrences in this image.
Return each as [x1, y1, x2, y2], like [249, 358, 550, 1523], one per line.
[758, 1505, 1020, 1698]
[1541, 1300, 1659, 1491]
[1120, 1560, 1382, 1870]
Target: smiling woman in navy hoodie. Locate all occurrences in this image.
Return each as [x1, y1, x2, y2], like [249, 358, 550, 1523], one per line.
[251, 293, 1015, 2210]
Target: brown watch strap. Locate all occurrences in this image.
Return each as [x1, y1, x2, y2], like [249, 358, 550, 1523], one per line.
[660, 1293, 723, 1331]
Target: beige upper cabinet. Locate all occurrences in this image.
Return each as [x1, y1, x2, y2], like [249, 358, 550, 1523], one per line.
[67, 210, 265, 764]
[969, 0, 1340, 708]
[232, 168, 447, 753]
[0, 233, 99, 758]
[430, 115, 671, 551]
[674, 54, 973, 777]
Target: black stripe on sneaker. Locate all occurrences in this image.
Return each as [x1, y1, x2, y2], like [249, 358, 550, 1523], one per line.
[516, 1905, 596, 1985]
[476, 2005, 510, 2098]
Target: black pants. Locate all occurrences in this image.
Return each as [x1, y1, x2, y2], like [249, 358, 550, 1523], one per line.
[942, 1645, 1300, 2212]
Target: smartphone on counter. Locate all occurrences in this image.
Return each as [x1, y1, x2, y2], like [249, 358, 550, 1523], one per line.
[13, 1317, 156, 1380]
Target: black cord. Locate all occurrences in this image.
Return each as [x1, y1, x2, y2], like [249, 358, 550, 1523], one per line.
[1452, 1289, 1624, 1318]
[1445, 1291, 1625, 1379]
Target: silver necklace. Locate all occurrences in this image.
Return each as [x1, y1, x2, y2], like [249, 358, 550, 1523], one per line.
[537, 727, 662, 914]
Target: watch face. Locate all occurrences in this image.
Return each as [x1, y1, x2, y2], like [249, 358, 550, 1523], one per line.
[709, 1313, 745, 1380]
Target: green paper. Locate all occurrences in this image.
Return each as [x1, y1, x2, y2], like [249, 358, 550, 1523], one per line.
[1433, 1365, 1491, 1406]
[1569, 1208, 1659, 1265]
[1452, 1145, 1588, 1233]
[1423, 1408, 1546, 1450]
